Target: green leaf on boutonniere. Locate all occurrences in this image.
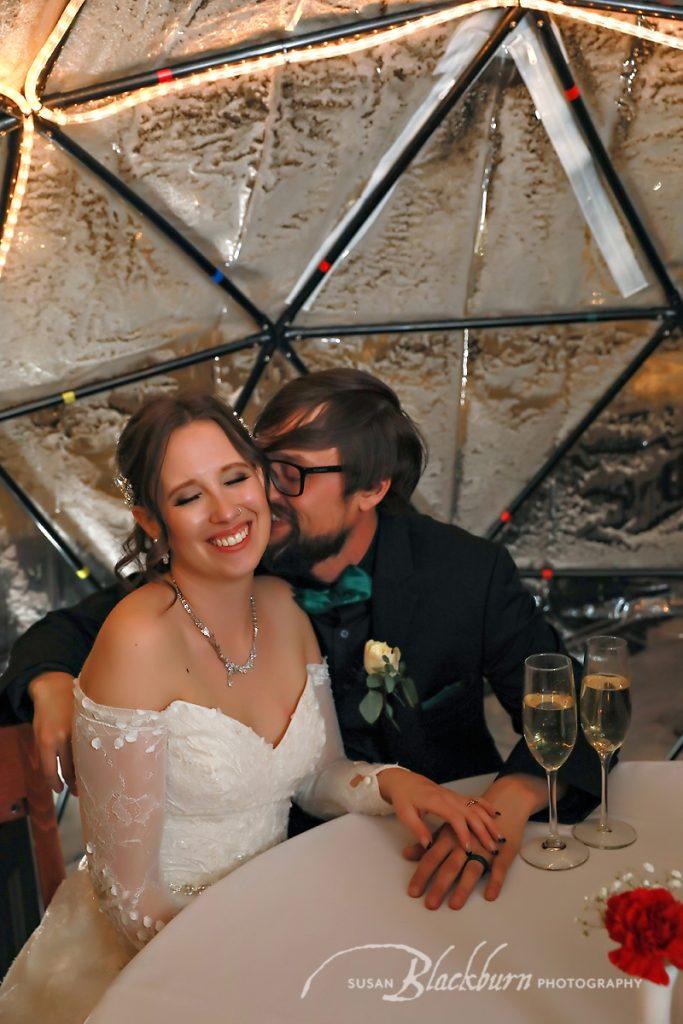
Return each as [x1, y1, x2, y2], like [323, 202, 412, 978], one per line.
[384, 674, 396, 694]
[400, 677, 419, 708]
[359, 690, 384, 724]
[384, 701, 401, 732]
[366, 674, 384, 689]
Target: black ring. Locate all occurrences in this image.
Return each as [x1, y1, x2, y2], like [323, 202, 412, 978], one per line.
[465, 852, 491, 875]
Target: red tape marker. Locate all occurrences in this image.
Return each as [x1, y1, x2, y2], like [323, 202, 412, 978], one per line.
[541, 567, 554, 581]
[500, 510, 512, 524]
[318, 260, 332, 273]
[157, 68, 174, 84]
[564, 84, 580, 102]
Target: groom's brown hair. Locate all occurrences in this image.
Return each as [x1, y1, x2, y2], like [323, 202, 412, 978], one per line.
[254, 369, 427, 513]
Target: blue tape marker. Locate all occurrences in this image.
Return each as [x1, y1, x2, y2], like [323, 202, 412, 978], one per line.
[212, 269, 224, 284]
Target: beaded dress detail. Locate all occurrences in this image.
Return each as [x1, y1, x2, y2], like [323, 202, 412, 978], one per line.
[0, 662, 399, 1024]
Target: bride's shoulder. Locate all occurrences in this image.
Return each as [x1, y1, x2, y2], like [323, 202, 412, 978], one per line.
[80, 580, 177, 711]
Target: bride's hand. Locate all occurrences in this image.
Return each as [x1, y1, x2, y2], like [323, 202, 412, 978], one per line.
[376, 768, 503, 855]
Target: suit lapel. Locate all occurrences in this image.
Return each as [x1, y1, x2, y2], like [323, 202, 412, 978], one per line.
[371, 514, 418, 652]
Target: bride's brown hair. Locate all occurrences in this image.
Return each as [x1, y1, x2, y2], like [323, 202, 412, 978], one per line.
[114, 392, 262, 584]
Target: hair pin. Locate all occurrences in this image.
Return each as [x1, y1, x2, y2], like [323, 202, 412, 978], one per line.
[114, 473, 135, 509]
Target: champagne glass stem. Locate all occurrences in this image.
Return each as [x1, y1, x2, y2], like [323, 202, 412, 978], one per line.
[542, 769, 565, 850]
[598, 752, 612, 832]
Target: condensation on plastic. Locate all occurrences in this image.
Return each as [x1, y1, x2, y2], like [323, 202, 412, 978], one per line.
[0, 3, 681, 597]
[453, 318, 654, 533]
[286, 10, 506, 312]
[502, 327, 683, 570]
[0, 485, 90, 667]
[291, 332, 464, 519]
[505, 20, 648, 300]
[44, 1, 422, 95]
[65, 23, 464, 314]
[0, 134, 253, 404]
[0, 0, 64, 90]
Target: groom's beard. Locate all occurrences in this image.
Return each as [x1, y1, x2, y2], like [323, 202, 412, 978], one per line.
[263, 507, 350, 579]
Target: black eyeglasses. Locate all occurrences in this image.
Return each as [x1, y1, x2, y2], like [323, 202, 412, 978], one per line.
[266, 459, 345, 497]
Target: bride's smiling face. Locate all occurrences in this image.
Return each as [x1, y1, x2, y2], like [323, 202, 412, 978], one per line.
[151, 420, 271, 579]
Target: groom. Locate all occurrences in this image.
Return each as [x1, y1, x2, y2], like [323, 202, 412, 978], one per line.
[1, 368, 601, 910]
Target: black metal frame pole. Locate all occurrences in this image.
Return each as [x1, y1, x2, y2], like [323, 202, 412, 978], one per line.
[285, 306, 673, 339]
[279, 8, 522, 328]
[0, 333, 267, 424]
[534, 15, 683, 311]
[43, 0, 497, 109]
[280, 338, 310, 375]
[38, 122, 272, 331]
[0, 111, 19, 136]
[41, 0, 683, 111]
[485, 319, 680, 539]
[234, 336, 280, 415]
[0, 463, 101, 590]
[0, 124, 19, 223]
[553, 0, 683, 20]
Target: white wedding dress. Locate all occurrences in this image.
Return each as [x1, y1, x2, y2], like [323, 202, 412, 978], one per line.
[0, 663, 400, 1024]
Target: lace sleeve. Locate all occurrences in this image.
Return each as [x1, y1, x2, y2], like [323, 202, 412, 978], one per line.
[293, 663, 407, 819]
[72, 683, 181, 951]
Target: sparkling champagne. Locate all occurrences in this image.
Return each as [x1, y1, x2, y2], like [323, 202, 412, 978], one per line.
[580, 673, 631, 757]
[523, 692, 576, 771]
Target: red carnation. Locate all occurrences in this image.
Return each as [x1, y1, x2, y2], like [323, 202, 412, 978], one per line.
[605, 887, 683, 985]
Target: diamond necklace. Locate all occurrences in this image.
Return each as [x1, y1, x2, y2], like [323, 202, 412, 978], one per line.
[170, 575, 258, 687]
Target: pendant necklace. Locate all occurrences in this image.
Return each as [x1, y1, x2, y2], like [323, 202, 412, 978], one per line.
[170, 575, 258, 687]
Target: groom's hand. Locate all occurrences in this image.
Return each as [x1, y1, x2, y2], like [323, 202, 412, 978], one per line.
[29, 672, 78, 795]
[402, 774, 552, 909]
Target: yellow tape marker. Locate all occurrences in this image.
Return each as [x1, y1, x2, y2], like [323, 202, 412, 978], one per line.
[61, 390, 76, 404]
[76, 566, 90, 580]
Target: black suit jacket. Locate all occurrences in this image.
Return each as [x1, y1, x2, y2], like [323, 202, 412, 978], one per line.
[343, 512, 600, 819]
[0, 511, 601, 820]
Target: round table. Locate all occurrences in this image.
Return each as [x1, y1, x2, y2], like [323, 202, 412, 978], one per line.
[89, 761, 683, 1023]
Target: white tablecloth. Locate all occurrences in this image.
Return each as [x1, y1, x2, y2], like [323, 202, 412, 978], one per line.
[89, 761, 683, 1024]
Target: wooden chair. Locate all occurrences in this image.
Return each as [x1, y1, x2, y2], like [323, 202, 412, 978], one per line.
[0, 724, 65, 976]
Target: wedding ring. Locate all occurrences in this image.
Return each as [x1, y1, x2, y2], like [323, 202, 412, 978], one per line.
[465, 852, 491, 875]
[465, 798, 479, 807]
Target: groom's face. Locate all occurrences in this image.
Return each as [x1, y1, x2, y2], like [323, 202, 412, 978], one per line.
[261, 439, 358, 576]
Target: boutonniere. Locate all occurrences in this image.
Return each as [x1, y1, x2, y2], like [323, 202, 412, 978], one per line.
[359, 640, 419, 731]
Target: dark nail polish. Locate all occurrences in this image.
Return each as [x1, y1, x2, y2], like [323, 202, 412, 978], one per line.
[498, 837, 506, 843]
[495, 811, 502, 817]
[492, 849, 499, 856]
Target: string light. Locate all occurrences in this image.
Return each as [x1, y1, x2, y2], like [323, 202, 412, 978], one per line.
[39, 1, 504, 125]
[34, 0, 683, 126]
[521, 0, 683, 50]
[0, 116, 34, 278]
[0, 0, 681, 275]
[24, 0, 87, 113]
[0, 82, 31, 116]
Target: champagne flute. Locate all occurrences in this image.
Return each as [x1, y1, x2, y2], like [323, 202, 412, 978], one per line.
[573, 636, 636, 849]
[521, 653, 589, 869]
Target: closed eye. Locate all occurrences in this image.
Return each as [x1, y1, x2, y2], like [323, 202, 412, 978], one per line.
[175, 475, 249, 506]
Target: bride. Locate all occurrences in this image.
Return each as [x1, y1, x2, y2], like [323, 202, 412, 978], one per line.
[0, 392, 500, 1023]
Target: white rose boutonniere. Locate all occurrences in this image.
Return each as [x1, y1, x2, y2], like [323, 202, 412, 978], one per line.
[359, 639, 419, 730]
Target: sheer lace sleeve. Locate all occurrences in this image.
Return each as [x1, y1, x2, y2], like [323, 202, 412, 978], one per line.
[293, 663, 407, 819]
[72, 683, 182, 951]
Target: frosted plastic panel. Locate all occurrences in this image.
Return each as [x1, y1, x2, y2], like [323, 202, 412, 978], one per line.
[0, 0, 64, 90]
[504, 328, 683, 570]
[0, 135, 253, 404]
[563, 20, 683, 293]
[63, 25, 460, 315]
[293, 332, 463, 518]
[0, 349, 264, 586]
[453, 319, 656, 533]
[44, 1, 424, 95]
[0, 485, 89, 667]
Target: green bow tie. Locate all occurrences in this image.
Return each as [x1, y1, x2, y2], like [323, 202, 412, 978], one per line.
[293, 565, 372, 615]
